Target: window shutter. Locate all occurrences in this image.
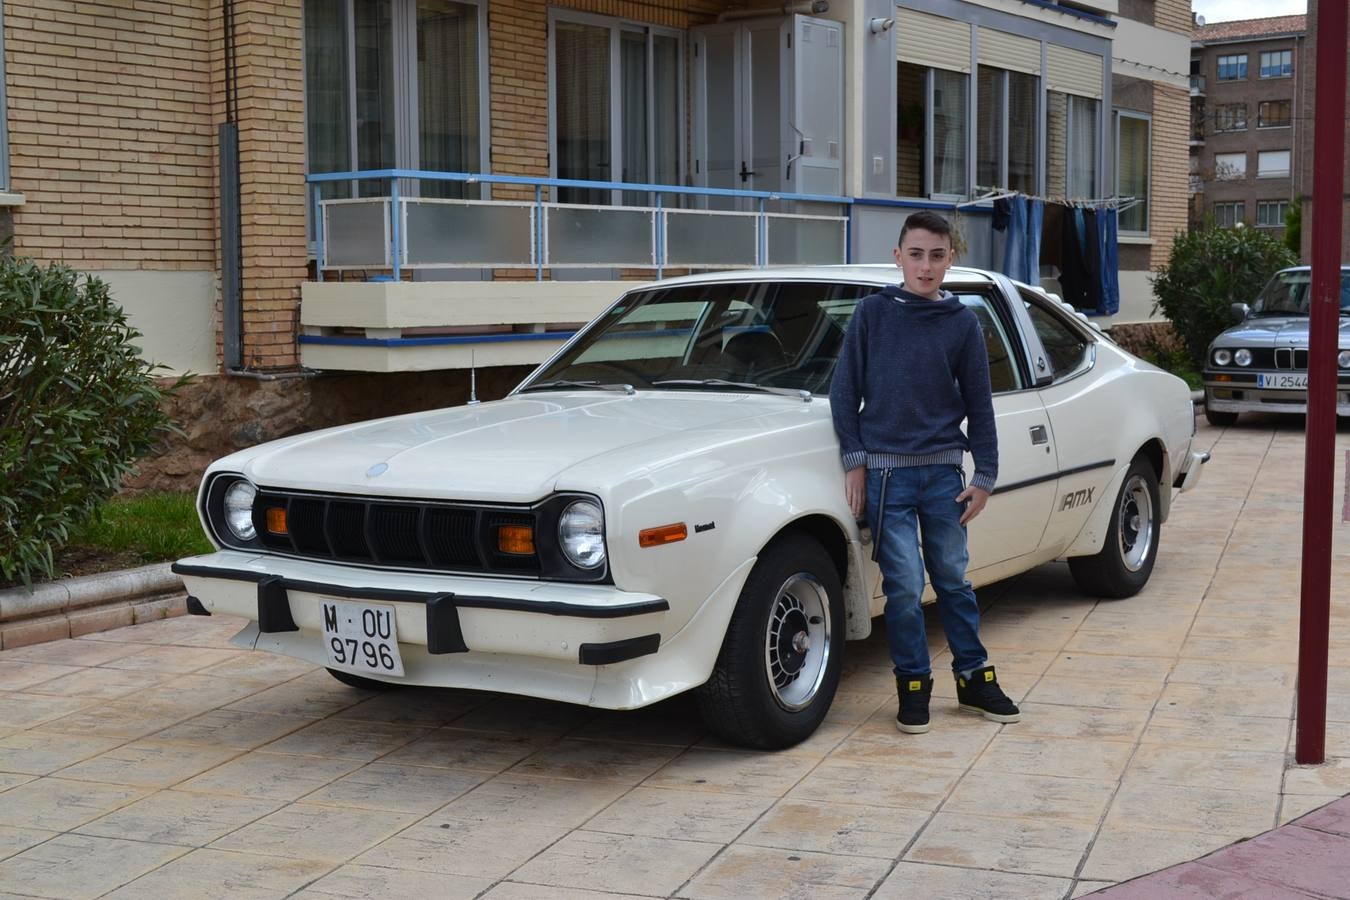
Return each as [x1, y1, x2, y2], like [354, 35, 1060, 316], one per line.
[1046, 44, 1103, 99]
[897, 9, 970, 73]
[977, 28, 1040, 75]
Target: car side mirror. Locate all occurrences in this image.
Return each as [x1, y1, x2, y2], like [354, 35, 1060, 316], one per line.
[1230, 302, 1250, 323]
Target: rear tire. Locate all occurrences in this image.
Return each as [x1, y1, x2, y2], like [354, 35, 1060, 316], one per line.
[695, 533, 844, 750]
[1069, 455, 1161, 599]
[326, 668, 400, 691]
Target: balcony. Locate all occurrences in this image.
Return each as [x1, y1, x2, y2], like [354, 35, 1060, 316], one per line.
[301, 170, 852, 373]
[1190, 73, 1206, 95]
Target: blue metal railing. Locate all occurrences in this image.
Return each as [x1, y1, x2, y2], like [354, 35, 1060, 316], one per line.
[307, 169, 854, 281]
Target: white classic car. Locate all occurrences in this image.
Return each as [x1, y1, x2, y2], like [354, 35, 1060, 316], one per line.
[175, 266, 1207, 749]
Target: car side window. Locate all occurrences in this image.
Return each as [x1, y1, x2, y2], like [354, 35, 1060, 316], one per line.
[1022, 293, 1092, 381]
[954, 292, 1022, 393]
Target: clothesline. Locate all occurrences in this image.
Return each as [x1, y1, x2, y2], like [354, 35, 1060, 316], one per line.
[956, 187, 1139, 212]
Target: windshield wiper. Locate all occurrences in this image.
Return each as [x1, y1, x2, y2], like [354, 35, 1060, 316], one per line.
[652, 378, 812, 402]
[519, 379, 635, 395]
[1251, 310, 1307, 317]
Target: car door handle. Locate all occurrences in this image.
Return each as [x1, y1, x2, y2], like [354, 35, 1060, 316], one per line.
[1029, 424, 1049, 445]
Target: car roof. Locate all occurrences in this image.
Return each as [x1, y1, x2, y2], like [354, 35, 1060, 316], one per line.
[626, 265, 1000, 290]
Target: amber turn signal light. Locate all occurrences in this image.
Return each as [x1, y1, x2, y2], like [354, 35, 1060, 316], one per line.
[498, 524, 535, 555]
[639, 523, 687, 548]
[265, 507, 288, 535]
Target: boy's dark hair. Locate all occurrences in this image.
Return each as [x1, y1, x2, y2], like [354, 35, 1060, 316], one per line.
[898, 210, 953, 247]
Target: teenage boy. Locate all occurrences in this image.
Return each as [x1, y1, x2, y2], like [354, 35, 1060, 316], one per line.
[829, 210, 1020, 734]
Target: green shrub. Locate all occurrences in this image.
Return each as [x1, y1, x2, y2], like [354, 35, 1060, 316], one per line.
[1151, 223, 1298, 370]
[0, 258, 184, 585]
[1284, 198, 1303, 258]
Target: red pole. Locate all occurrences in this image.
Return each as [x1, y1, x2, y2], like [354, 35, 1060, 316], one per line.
[1295, 0, 1348, 766]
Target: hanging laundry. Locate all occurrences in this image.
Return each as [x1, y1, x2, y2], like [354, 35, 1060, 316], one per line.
[1096, 206, 1120, 316]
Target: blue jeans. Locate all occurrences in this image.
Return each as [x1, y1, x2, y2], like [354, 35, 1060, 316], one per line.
[866, 465, 988, 678]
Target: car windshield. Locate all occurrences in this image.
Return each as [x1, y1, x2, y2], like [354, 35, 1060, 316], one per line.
[1250, 269, 1350, 317]
[519, 281, 876, 395]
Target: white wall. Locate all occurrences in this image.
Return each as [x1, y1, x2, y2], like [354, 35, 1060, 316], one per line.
[94, 270, 218, 376]
[1113, 268, 1158, 324]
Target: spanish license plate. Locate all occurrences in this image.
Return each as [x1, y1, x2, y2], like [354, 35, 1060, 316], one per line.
[1258, 373, 1308, 389]
[321, 600, 405, 677]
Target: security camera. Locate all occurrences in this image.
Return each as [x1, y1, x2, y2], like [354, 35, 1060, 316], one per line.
[869, 16, 894, 33]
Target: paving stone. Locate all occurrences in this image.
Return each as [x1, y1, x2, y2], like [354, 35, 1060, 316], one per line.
[55, 739, 243, 788]
[644, 747, 819, 797]
[585, 785, 775, 843]
[435, 773, 630, 828]
[0, 660, 83, 692]
[293, 863, 493, 899]
[0, 833, 187, 900]
[380, 726, 552, 773]
[0, 777, 151, 831]
[1079, 823, 1238, 883]
[786, 756, 958, 811]
[208, 801, 419, 863]
[871, 861, 1072, 899]
[0, 825, 54, 863]
[260, 717, 429, 761]
[738, 798, 926, 858]
[905, 811, 1095, 879]
[943, 770, 1115, 825]
[100, 848, 334, 900]
[179, 751, 365, 801]
[147, 708, 312, 749]
[680, 844, 890, 899]
[509, 738, 683, 784]
[99, 645, 243, 675]
[353, 815, 568, 879]
[300, 762, 487, 814]
[512, 830, 721, 895]
[0, 730, 125, 776]
[75, 789, 283, 846]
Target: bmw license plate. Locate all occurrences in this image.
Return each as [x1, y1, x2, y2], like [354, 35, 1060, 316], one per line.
[1258, 373, 1308, 390]
[321, 600, 405, 677]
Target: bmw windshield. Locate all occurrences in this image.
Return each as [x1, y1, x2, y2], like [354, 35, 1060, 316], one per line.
[519, 281, 873, 395]
[1250, 268, 1350, 317]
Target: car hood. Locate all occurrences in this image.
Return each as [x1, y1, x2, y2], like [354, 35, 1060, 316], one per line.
[227, 392, 798, 503]
[1220, 316, 1350, 346]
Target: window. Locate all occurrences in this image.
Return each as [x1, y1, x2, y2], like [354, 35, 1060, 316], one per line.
[1214, 152, 1246, 181]
[551, 13, 683, 204]
[1213, 103, 1247, 132]
[1022, 294, 1091, 380]
[956, 292, 1023, 392]
[1213, 201, 1245, 227]
[1257, 150, 1290, 178]
[304, 0, 485, 203]
[976, 68, 1038, 194]
[897, 63, 969, 198]
[1257, 200, 1290, 227]
[1115, 112, 1149, 234]
[1217, 54, 1247, 81]
[1046, 91, 1098, 198]
[1259, 50, 1292, 78]
[1258, 100, 1291, 127]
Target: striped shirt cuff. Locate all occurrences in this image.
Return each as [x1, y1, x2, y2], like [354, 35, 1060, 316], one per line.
[840, 450, 868, 471]
[970, 472, 996, 493]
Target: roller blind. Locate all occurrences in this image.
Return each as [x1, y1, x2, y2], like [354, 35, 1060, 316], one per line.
[977, 27, 1040, 75]
[898, 8, 970, 73]
[1046, 44, 1103, 98]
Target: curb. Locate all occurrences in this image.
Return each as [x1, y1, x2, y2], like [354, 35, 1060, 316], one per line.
[0, 563, 187, 650]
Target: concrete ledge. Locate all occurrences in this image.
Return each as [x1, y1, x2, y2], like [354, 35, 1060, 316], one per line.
[0, 564, 187, 650]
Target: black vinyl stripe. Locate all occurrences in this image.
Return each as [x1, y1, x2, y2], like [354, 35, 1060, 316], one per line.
[990, 459, 1116, 497]
[171, 563, 668, 618]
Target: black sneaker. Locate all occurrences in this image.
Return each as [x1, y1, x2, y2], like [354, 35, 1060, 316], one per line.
[895, 674, 933, 734]
[955, 666, 1021, 723]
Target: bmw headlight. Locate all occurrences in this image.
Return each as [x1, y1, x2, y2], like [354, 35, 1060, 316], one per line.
[1234, 348, 1252, 367]
[1339, 350, 1350, 369]
[1213, 349, 1232, 366]
[558, 499, 606, 570]
[223, 481, 257, 541]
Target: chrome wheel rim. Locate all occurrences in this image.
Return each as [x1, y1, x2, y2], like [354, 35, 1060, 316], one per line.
[1118, 474, 1155, 573]
[764, 572, 831, 711]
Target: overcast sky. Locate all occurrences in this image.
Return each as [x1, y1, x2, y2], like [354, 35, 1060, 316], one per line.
[1191, 0, 1307, 23]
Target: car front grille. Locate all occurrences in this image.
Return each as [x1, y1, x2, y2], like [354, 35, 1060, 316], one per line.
[1247, 348, 1309, 370]
[253, 490, 541, 575]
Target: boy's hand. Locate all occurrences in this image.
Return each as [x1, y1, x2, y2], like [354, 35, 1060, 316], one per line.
[956, 485, 989, 525]
[845, 467, 866, 519]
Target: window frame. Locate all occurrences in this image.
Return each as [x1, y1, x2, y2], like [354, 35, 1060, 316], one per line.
[1214, 151, 1247, 182]
[1216, 54, 1248, 81]
[1213, 201, 1245, 228]
[0, 1, 9, 192]
[1213, 102, 1247, 132]
[1114, 109, 1150, 236]
[1018, 289, 1096, 384]
[547, 8, 687, 205]
[976, 66, 1040, 195]
[1257, 149, 1291, 179]
[1259, 49, 1293, 79]
[1256, 200, 1289, 228]
[951, 286, 1027, 394]
[1257, 99, 1291, 128]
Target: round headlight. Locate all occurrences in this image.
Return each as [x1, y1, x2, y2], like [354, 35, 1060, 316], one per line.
[1234, 348, 1252, 366]
[223, 481, 257, 541]
[1213, 349, 1232, 366]
[1339, 350, 1350, 369]
[558, 499, 605, 570]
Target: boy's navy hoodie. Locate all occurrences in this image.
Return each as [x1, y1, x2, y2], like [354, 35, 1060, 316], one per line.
[828, 284, 998, 493]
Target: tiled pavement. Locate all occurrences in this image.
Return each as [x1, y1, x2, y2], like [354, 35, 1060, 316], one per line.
[0, 416, 1348, 899]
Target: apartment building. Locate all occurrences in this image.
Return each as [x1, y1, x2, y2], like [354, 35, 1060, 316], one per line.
[1188, 14, 1305, 237]
[1295, 0, 1350, 261]
[1, 0, 1191, 396]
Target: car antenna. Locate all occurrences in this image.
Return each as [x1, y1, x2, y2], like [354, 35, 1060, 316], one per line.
[468, 349, 480, 406]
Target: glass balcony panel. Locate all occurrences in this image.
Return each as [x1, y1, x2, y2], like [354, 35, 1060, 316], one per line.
[323, 200, 390, 268]
[405, 200, 533, 266]
[766, 216, 846, 266]
[664, 211, 757, 267]
[546, 206, 654, 266]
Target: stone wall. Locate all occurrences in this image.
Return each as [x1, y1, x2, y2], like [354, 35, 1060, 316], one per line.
[127, 366, 535, 493]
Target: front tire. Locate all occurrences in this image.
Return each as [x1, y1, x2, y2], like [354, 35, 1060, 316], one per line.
[326, 668, 401, 691]
[1068, 456, 1161, 599]
[695, 533, 845, 750]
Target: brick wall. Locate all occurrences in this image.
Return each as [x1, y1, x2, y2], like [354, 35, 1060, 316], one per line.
[1149, 84, 1190, 270]
[4, 0, 216, 270]
[1153, 0, 1192, 36]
